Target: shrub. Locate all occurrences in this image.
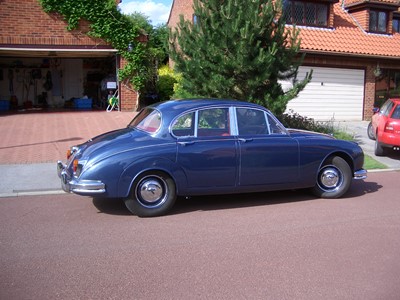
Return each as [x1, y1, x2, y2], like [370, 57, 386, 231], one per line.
[157, 65, 177, 101]
[278, 110, 335, 134]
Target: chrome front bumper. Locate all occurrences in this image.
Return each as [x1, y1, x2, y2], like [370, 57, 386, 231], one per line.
[353, 169, 367, 180]
[57, 161, 106, 195]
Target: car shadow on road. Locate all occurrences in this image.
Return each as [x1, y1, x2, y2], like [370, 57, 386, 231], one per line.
[172, 180, 381, 215]
[344, 178, 382, 198]
[171, 190, 314, 215]
[91, 179, 381, 217]
[92, 197, 132, 216]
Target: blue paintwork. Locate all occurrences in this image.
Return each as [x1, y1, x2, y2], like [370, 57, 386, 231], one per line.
[58, 99, 365, 198]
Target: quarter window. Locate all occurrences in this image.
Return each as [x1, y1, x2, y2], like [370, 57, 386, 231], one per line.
[284, 0, 328, 27]
[369, 10, 387, 33]
[129, 108, 161, 133]
[266, 114, 287, 134]
[172, 112, 195, 137]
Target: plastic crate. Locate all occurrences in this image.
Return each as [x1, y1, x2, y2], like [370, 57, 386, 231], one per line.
[0, 100, 10, 111]
[74, 98, 92, 109]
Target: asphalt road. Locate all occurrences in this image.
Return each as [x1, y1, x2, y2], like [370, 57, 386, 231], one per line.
[1, 171, 400, 300]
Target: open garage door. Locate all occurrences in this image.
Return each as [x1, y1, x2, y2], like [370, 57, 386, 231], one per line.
[283, 66, 365, 121]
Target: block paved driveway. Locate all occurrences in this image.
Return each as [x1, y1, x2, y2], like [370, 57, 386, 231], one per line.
[0, 110, 135, 164]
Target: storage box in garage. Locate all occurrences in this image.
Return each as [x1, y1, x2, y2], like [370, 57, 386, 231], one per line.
[74, 98, 92, 109]
[0, 100, 10, 111]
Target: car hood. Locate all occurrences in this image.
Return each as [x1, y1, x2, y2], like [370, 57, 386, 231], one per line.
[288, 128, 335, 140]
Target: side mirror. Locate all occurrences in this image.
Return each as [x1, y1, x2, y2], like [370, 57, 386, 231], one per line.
[372, 107, 380, 114]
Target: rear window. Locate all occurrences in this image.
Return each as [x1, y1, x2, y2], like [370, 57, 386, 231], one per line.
[391, 104, 400, 120]
[128, 108, 161, 133]
[380, 100, 395, 117]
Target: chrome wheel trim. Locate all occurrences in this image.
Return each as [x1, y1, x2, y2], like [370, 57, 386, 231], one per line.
[136, 175, 168, 208]
[317, 165, 343, 192]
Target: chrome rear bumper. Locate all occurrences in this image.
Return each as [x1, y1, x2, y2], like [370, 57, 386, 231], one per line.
[57, 161, 105, 195]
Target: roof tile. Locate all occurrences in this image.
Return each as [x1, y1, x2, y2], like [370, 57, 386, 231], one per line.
[296, 3, 400, 57]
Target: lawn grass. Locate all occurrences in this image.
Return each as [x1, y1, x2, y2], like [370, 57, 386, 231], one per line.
[364, 155, 388, 170]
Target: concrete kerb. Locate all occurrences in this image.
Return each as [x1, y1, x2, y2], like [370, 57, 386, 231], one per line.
[0, 163, 64, 198]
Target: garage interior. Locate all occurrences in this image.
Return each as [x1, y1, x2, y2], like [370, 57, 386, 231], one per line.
[0, 49, 118, 111]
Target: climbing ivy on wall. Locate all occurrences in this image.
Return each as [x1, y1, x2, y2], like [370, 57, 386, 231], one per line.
[39, 0, 148, 90]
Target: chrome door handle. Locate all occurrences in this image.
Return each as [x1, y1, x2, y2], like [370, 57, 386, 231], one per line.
[238, 138, 253, 143]
[178, 141, 195, 146]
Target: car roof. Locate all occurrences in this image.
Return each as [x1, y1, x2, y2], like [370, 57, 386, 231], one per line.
[150, 98, 267, 115]
[389, 98, 400, 104]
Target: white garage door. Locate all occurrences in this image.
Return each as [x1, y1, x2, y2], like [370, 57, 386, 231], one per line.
[283, 67, 365, 121]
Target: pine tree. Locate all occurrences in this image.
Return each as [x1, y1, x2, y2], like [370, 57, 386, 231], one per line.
[169, 0, 312, 115]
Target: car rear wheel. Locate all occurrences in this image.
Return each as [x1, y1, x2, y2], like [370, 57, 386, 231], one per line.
[312, 156, 352, 199]
[367, 122, 375, 140]
[124, 171, 176, 217]
[374, 138, 386, 156]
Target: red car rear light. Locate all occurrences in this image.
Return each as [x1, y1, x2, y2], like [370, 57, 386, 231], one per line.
[384, 122, 395, 133]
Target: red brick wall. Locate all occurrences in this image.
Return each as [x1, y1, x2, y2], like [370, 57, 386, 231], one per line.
[350, 9, 369, 31]
[328, 4, 335, 27]
[168, 0, 194, 27]
[119, 57, 139, 111]
[0, 0, 107, 47]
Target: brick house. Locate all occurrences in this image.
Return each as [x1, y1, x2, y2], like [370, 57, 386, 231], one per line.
[0, 0, 139, 111]
[168, 0, 400, 121]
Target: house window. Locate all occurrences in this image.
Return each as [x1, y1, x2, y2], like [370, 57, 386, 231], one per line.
[375, 69, 400, 107]
[393, 18, 400, 33]
[284, 0, 329, 27]
[369, 10, 388, 33]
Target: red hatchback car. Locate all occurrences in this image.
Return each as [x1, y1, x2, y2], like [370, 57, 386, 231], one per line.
[367, 98, 400, 156]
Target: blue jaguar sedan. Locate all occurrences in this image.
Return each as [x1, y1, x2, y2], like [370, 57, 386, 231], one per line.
[58, 99, 367, 217]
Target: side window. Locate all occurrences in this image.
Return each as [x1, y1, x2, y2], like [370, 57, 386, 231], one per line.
[197, 108, 230, 137]
[266, 113, 287, 134]
[172, 112, 195, 137]
[236, 108, 268, 135]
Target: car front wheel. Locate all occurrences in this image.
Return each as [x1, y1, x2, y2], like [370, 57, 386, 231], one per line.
[124, 171, 176, 217]
[312, 156, 352, 199]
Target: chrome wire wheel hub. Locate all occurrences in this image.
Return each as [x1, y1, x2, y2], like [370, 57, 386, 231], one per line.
[136, 176, 167, 208]
[318, 166, 343, 191]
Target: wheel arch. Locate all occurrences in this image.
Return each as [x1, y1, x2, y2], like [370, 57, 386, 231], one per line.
[117, 157, 186, 198]
[320, 151, 354, 174]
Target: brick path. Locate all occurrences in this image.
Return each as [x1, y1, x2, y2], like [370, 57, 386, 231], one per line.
[0, 110, 135, 164]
